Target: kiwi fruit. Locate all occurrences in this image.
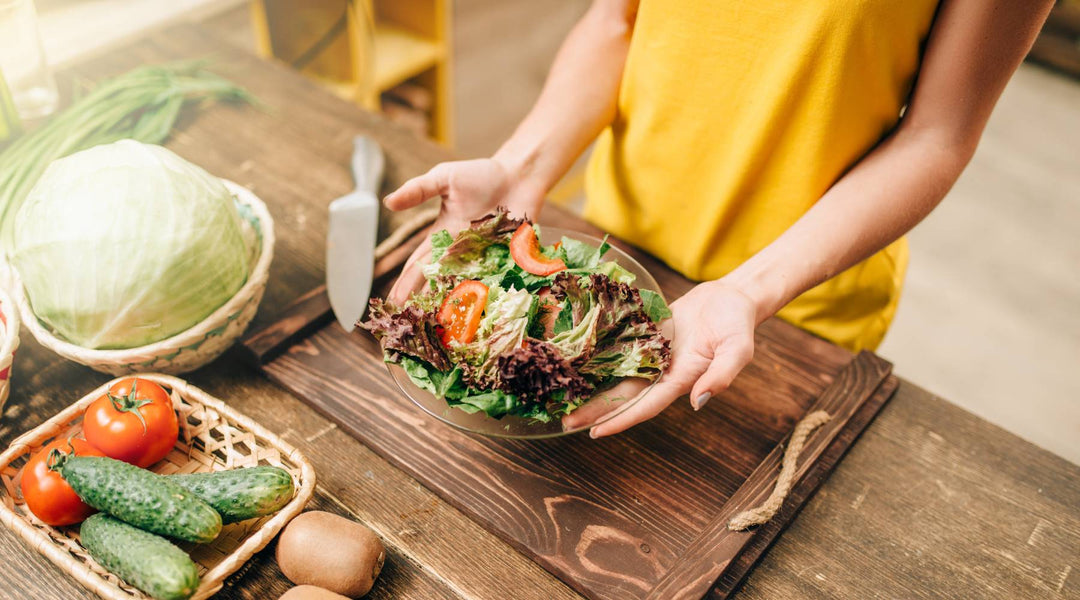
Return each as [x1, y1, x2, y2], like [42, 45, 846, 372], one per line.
[279, 585, 351, 600]
[276, 511, 386, 598]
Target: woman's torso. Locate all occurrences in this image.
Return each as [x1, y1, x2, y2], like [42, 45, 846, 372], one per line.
[584, 0, 939, 350]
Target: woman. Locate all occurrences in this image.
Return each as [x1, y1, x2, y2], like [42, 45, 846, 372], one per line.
[384, 0, 1053, 437]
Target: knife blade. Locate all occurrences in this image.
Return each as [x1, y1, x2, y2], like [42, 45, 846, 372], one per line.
[350, 135, 384, 195]
[327, 136, 384, 332]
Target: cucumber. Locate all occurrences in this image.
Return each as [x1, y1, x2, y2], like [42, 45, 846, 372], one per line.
[55, 455, 221, 543]
[80, 513, 200, 600]
[168, 466, 295, 524]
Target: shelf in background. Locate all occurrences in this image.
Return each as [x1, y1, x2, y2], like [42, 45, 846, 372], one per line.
[292, 25, 443, 106]
[373, 24, 443, 91]
[249, 0, 452, 145]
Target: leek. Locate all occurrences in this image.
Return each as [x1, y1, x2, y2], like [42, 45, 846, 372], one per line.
[0, 60, 252, 253]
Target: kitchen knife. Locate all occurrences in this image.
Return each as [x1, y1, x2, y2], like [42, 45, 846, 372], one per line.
[327, 135, 384, 332]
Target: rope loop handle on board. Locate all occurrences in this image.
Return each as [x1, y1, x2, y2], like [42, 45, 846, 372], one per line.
[728, 410, 831, 531]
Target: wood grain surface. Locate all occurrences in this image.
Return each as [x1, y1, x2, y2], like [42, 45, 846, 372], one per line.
[0, 22, 1077, 600]
[236, 223, 430, 366]
[251, 199, 897, 599]
[0, 23, 516, 600]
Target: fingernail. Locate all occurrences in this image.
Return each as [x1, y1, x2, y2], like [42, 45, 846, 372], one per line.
[589, 428, 600, 439]
[693, 392, 712, 411]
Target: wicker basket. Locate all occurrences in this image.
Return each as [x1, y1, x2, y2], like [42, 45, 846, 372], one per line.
[16, 180, 275, 376]
[0, 374, 316, 600]
[0, 285, 18, 413]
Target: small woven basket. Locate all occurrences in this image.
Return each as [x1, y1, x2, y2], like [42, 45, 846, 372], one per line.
[16, 180, 275, 376]
[0, 285, 19, 414]
[0, 374, 316, 600]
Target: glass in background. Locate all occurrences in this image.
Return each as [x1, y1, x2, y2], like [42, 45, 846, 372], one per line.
[0, 0, 58, 119]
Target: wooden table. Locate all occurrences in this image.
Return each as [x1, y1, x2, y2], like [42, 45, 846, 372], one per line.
[1, 24, 1077, 600]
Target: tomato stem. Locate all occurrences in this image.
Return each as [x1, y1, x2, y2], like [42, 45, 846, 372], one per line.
[46, 447, 69, 472]
[106, 378, 152, 434]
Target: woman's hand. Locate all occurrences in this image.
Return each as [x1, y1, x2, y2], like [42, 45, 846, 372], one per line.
[589, 279, 759, 438]
[384, 157, 545, 304]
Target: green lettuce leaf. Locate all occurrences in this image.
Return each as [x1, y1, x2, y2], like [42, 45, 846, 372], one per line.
[558, 235, 610, 269]
[448, 389, 519, 417]
[455, 286, 532, 388]
[552, 300, 574, 335]
[477, 285, 532, 337]
[429, 229, 454, 261]
[581, 261, 636, 285]
[514, 403, 555, 423]
[400, 356, 467, 399]
[639, 289, 672, 323]
[580, 334, 670, 379]
[422, 210, 521, 279]
[548, 303, 599, 362]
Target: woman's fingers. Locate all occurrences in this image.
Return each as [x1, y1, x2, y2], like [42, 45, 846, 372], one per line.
[588, 335, 753, 438]
[387, 239, 432, 305]
[560, 378, 648, 430]
[588, 377, 685, 438]
[561, 396, 626, 431]
[384, 165, 449, 211]
[689, 340, 753, 410]
[589, 333, 708, 437]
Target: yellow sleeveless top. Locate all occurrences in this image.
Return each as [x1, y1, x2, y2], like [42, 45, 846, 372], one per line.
[585, 0, 939, 351]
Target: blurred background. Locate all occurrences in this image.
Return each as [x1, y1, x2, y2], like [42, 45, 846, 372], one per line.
[16, 0, 1080, 462]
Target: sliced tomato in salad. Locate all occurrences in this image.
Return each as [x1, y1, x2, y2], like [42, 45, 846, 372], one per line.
[510, 223, 567, 276]
[437, 280, 489, 346]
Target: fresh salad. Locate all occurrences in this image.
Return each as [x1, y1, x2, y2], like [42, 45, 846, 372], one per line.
[362, 210, 672, 423]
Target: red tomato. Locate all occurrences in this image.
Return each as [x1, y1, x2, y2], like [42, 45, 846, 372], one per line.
[436, 280, 489, 346]
[509, 223, 567, 276]
[83, 378, 179, 468]
[20, 438, 104, 526]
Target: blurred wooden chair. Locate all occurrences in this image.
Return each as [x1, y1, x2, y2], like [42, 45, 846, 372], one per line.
[250, 0, 452, 145]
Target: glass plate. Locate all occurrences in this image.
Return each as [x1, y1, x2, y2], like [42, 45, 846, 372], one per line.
[386, 227, 674, 439]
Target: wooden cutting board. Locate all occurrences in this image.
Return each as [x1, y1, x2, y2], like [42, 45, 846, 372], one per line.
[239, 210, 897, 600]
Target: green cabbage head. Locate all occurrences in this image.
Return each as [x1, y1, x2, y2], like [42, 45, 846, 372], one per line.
[12, 139, 250, 349]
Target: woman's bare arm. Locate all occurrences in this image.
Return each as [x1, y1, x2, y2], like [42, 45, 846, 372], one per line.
[724, 0, 1056, 324]
[593, 0, 1055, 436]
[492, 0, 638, 197]
[384, 0, 637, 301]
